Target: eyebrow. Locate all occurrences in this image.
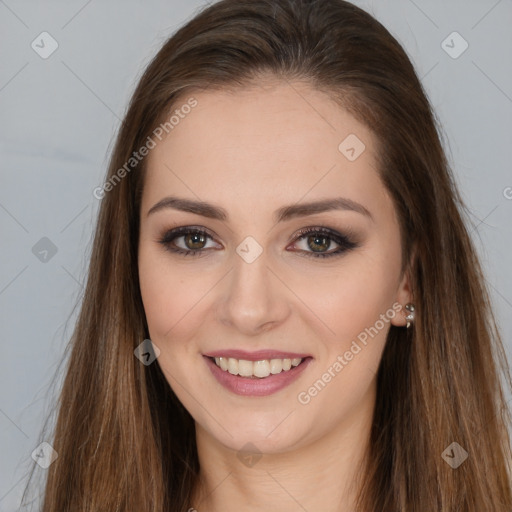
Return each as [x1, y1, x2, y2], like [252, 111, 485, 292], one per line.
[146, 195, 373, 223]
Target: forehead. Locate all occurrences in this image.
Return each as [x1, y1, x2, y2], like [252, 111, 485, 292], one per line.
[142, 80, 387, 222]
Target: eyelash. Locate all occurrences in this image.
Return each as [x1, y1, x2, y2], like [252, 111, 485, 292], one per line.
[157, 225, 358, 259]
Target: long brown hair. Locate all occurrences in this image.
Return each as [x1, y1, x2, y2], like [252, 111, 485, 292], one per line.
[21, 0, 512, 510]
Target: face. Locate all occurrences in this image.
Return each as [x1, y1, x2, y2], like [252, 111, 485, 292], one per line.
[138, 79, 411, 454]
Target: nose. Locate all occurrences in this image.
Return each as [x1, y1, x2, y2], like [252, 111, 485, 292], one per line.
[215, 249, 291, 336]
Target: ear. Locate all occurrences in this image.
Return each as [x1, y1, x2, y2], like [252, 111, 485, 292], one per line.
[390, 248, 415, 328]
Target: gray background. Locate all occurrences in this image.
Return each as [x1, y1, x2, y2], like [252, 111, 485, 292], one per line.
[1, 0, 511, 509]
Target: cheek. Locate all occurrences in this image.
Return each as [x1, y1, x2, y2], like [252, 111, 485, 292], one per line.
[293, 257, 401, 421]
[292, 247, 402, 351]
[138, 246, 203, 348]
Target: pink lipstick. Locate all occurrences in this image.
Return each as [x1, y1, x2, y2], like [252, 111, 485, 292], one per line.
[203, 353, 312, 397]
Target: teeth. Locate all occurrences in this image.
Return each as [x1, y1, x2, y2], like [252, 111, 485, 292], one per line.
[213, 356, 303, 378]
[238, 359, 253, 377]
[270, 359, 282, 374]
[228, 357, 238, 375]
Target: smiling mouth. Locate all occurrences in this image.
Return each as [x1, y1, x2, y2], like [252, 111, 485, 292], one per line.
[208, 356, 309, 379]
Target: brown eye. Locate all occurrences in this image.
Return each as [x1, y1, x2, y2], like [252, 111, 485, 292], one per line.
[158, 227, 220, 256]
[184, 232, 207, 250]
[306, 234, 332, 253]
[291, 227, 359, 259]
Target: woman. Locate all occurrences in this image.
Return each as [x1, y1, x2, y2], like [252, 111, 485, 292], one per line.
[23, 0, 512, 510]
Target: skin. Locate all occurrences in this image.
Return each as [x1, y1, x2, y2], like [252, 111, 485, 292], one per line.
[138, 78, 412, 512]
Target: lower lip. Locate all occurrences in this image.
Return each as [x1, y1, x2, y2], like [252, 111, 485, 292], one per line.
[204, 356, 312, 397]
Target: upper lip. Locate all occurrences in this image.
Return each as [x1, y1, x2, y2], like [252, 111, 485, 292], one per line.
[204, 349, 311, 361]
